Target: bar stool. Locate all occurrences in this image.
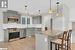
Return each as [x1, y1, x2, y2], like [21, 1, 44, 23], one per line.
[50, 31, 68, 50]
[50, 30, 72, 50]
[67, 30, 72, 50]
[58, 30, 72, 50]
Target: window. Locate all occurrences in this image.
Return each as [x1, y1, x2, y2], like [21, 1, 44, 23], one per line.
[27, 18, 30, 24]
[22, 17, 25, 24]
[0, 0, 8, 8]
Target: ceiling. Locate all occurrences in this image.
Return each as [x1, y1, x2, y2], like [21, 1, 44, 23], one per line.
[3, 0, 75, 15]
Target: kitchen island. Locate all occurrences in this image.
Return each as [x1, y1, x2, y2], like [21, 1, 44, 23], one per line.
[35, 30, 63, 50]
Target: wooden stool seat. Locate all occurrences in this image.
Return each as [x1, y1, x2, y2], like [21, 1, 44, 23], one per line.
[51, 39, 66, 45]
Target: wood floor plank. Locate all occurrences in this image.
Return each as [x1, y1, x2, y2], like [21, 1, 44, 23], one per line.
[71, 43, 75, 50]
[0, 37, 74, 50]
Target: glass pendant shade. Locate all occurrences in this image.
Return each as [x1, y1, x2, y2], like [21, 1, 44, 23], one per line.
[25, 5, 29, 15]
[55, 1, 63, 17]
[48, 9, 53, 14]
[55, 13, 63, 17]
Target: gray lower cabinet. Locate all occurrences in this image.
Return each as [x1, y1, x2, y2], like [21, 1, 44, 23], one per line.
[4, 29, 9, 42]
[35, 33, 56, 50]
[26, 28, 42, 36]
[20, 29, 26, 38]
[35, 33, 49, 50]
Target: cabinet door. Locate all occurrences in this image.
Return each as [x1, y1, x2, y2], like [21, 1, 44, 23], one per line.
[22, 17, 26, 24]
[27, 18, 30, 24]
[35, 34, 49, 50]
[20, 29, 26, 38]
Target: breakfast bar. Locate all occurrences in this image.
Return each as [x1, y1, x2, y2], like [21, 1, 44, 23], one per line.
[35, 30, 63, 50]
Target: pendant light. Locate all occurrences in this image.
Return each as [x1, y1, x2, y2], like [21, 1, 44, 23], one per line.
[48, 0, 53, 32]
[56, 1, 60, 16]
[38, 10, 42, 24]
[48, 0, 53, 14]
[56, 1, 60, 12]
[38, 10, 41, 15]
[56, 0, 63, 17]
[25, 5, 29, 15]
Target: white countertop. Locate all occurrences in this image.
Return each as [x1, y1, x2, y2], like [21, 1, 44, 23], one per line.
[41, 30, 63, 37]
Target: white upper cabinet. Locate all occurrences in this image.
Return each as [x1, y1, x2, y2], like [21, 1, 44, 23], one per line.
[22, 17, 26, 24]
[21, 15, 32, 25]
[21, 16, 26, 24]
[27, 18, 30, 24]
[21, 15, 42, 25]
[32, 15, 42, 24]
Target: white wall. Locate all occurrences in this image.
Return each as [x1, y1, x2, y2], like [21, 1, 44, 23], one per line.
[42, 14, 64, 31]
[70, 8, 75, 43]
[63, 0, 75, 43]
[53, 17, 64, 31]
[0, 25, 4, 42]
[42, 15, 51, 30]
[0, 11, 4, 41]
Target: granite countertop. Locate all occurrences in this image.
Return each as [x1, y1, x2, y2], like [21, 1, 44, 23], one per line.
[9, 31, 20, 33]
[41, 30, 63, 37]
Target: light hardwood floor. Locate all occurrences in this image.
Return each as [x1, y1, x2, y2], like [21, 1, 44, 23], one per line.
[0, 37, 35, 50]
[71, 43, 75, 50]
[0, 37, 75, 50]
